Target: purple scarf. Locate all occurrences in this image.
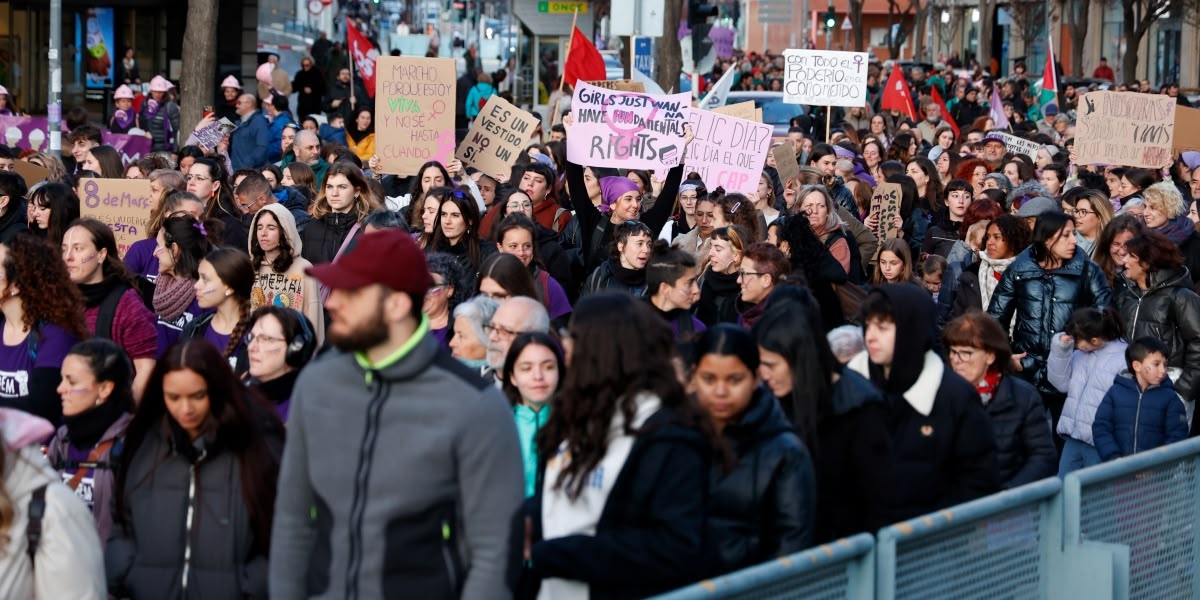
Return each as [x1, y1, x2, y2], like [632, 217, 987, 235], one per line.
[141, 99, 175, 150]
[110, 109, 136, 131]
[1156, 214, 1196, 245]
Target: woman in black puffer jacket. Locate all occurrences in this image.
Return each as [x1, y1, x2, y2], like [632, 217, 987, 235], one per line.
[943, 312, 1058, 488]
[1116, 232, 1200, 422]
[988, 212, 1113, 417]
[300, 162, 376, 266]
[692, 325, 816, 574]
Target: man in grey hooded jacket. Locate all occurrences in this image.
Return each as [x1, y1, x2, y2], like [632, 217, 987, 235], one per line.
[270, 229, 524, 599]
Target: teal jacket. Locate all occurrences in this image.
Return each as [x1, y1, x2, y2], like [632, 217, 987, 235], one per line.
[514, 404, 550, 497]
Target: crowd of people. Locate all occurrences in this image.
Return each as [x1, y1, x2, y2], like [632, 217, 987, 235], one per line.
[0, 37, 1192, 599]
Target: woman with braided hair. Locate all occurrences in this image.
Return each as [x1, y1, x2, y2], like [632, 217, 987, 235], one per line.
[182, 248, 254, 374]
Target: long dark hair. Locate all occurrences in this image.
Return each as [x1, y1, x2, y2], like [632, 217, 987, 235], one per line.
[204, 248, 255, 358]
[430, 187, 485, 271]
[751, 287, 838, 453]
[494, 213, 545, 270]
[161, 216, 214, 280]
[29, 182, 81, 248]
[249, 208, 295, 273]
[115, 339, 284, 555]
[1030, 211, 1074, 268]
[67, 218, 138, 288]
[67, 338, 136, 412]
[536, 294, 706, 500]
[88, 145, 125, 179]
[478, 252, 540, 300]
[501, 331, 564, 407]
[193, 157, 236, 220]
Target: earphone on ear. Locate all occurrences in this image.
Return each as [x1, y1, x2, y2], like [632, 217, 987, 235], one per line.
[285, 309, 317, 368]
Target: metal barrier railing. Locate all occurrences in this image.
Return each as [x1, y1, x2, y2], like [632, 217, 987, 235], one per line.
[875, 478, 1062, 600]
[1063, 436, 1200, 600]
[651, 533, 875, 600]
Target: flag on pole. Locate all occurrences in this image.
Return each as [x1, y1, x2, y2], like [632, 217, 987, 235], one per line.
[562, 27, 606, 87]
[929, 85, 959, 138]
[989, 83, 1010, 130]
[1039, 39, 1059, 115]
[346, 18, 379, 98]
[881, 63, 917, 122]
[698, 63, 737, 110]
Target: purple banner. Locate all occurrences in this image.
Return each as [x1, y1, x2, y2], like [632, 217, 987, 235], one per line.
[102, 132, 152, 165]
[0, 116, 151, 165]
[711, 27, 736, 59]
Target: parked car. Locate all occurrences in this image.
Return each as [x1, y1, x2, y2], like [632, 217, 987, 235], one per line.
[709, 91, 807, 138]
[600, 51, 624, 80]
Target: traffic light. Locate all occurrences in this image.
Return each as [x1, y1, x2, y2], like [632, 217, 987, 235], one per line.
[824, 8, 837, 30]
[688, 0, 719, 27]
[689, 0, 719, 65]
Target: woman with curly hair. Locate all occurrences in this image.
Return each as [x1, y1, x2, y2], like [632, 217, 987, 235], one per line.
[0, 234, 88, 424]
[27, 182, 80, 248]
[424, 252, 471, 347]
[183, 248, 254, 373]
[152, 215, 216, 355]
[248, 204, 323, 346]
[1095, 215, 1148, 291]
[956, 158, 991, 196]
[521, 294, 713, 597]
[302, 162, 378, 268]
[943, 214, 1031, 323]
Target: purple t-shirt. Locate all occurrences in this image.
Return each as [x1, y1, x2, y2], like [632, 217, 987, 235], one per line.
[124, 238, 160, 282]
[432, 326, 449, 348]
[0, 322, 78, 420]
[204, 326, 232, 356]
[156, 300, 208, 358]
[536, 271, 573, 320]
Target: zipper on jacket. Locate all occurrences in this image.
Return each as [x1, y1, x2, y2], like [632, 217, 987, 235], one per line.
[1133, 387, 1144, 454]
[440, 517, 461, 593]
[180, 448, 206, 597]
[345, 376, 388, 600]
[1131, 297, 1143, 335]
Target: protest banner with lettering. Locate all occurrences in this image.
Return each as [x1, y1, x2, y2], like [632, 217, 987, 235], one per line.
[870, 182, 902, 240]
[78, 178, 153, 258]
[712, 101, 757, 121]
[771, 144, 800, 184]
[103, 132, 153, 164]
[1173, 105, 1200, 153]
[685, 110, 772, 195]
[456, 95, 537, 178]
[375, 56, 457, 176]
[584, 80, 645, 93]
[567, 81, 691, 170]
[782, 49, 870, 107]
[996, 132, 1040, 160]
[192, 118, 237, 153]
[14, 161, 49, 187]
[1075, 91, 1175, 169]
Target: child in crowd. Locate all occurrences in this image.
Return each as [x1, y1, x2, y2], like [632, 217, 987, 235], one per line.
[921, 255, 947, 301]
[1092, 337, 1188, 462]
[1048, 307, 1129, 474]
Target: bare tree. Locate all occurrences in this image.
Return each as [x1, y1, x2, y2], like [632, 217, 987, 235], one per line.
[976, 0, 997, 72]
[1121, 0, 1173, 80]
[849, 0, 866, 51]
[180, 0, 219, 141]
[885, 0, 925, 59]
[1066, 0, 1090, 76]
[655, 0, 683, 92]
[912, 1, 931, 60]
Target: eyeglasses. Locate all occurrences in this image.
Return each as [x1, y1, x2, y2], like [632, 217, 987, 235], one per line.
[737, 271, 763, 279]
[1065, 209, 1094, 217]
[484, 322, 521, 338]
[185, 174, 211, 182]
[244, 332, 287, 346]
[947, 347, 977, 362]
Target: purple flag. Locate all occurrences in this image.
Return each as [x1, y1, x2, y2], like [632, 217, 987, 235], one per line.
[989, 84, 1010, 130]
[102, 132, 153, 165]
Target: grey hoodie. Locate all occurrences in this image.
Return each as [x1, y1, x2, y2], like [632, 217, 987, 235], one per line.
[269, 321, 524, 599]
[248, 203, 325, 345]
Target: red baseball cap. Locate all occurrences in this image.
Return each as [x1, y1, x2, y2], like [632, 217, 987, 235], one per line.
[307, 229, 432, 298]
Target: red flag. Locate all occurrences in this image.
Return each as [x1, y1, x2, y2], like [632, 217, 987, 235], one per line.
[562, 27, 606, 88]
[346, 18, 379, 98]
[881, 63, 917, 123]
[930, 85, 959, 138]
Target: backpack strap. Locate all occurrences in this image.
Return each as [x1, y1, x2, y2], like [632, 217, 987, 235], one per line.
[552, 208, 568, 234]
[95, 284, 131, 341]
[66, 439, 117, 491]
[26, 484, 46, 566]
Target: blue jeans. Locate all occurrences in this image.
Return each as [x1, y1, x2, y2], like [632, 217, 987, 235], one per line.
[1058, 437, 1102, 477]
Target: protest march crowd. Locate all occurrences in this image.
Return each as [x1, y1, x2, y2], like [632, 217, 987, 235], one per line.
[0, 19, 1195, 598]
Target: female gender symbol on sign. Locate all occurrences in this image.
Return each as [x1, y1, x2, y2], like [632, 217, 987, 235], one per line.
[602, 93, 658, 137]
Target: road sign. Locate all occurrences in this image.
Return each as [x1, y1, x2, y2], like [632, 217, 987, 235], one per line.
[634, 37, 653, 79]
[841, 16, 853, 30]
[537, 1, 587, 13]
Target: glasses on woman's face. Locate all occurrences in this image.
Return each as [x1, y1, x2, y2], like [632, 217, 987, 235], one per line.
[1065, 208, 1094, 218]
[185, 174, 210, 182]
[244, 332, 287, 347]
[948, 347, 977, 362]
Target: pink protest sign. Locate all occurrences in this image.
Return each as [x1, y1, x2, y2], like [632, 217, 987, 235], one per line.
[567, 81, 691, 171]
[685, 110, 772, 194]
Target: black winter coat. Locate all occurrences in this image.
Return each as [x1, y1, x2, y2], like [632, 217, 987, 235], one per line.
[922, 213, 961, 259]
[107, 423, 282, 599]
[1116, 267, 1200, 405]
[524, 406, 711, 600]
[988, 248, 1113, 392]
[812, 369, 894, 543]
[301, 212, 360, 266]
[986, 376, 1058, 488]
[581, 260, 648, 298]
[707, 389, 815, 573]
[695, 268, 741, 327]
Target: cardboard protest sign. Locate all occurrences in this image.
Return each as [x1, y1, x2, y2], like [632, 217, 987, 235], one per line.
[712, 101, 757, 121]
[14, 161, 49, 187]
[771, 144, 800, 184]
[997, 132, 1040, 160]
[584, 80, 645, 93]
[685, 110, 772, 195]
[870, 182, 902, 240]
[375, 56, 457, 176]
[193, 118, 236, 153]
[567, 82, 692, 170]
[1173, 106, 1200, 154]
[78, 178, 154, 258]
[456, 95, 537, 179]
[1075, 91, 1175, 169]
[782, 49, 871, 107]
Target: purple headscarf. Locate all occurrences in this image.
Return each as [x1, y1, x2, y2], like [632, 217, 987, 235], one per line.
[598, 176, 640, 214]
